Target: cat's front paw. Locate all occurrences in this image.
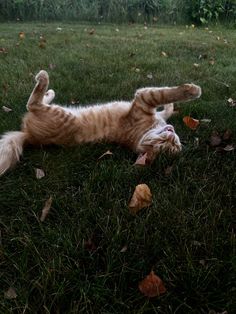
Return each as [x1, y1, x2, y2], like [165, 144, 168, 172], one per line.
[182, 83, 202, 99]
[35, 70, 49, 84]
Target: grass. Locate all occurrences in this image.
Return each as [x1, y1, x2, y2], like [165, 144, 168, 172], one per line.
[0, 22, 236, 313]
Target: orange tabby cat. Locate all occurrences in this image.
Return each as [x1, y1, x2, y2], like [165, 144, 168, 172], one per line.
[0, 70, 201, 175]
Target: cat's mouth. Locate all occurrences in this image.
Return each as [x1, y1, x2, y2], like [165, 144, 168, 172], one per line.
[160, 125, 175, 134]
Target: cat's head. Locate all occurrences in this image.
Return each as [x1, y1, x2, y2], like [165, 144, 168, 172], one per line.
[138, 125, 182, 162]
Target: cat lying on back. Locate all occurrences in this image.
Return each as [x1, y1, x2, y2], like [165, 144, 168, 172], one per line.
[0, 70, 201, 175]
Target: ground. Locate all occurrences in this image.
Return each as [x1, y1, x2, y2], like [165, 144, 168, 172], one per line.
[0, 22, 235, 313]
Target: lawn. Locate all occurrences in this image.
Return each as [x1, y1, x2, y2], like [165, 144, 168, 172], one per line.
[0, 22, 235, 313]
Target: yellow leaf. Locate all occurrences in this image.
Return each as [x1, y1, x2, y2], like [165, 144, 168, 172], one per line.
[129, 184, 152, 214]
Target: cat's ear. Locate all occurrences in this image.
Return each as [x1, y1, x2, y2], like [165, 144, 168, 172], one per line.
[43, 89, 55, 104]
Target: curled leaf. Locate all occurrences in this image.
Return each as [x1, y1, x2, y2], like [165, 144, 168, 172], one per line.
[98, 150, 113, 160]
[139, 271, 166, 297]
[129, 184, 152, 214]
[40, 197, 52, 222]
[183, 116, 199, 130]
[223, 144, 234, 152]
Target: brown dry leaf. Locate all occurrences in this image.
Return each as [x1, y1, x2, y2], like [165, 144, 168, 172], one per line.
[98, 150, 113, 160]
[210, 131, 222, 147]
[0, 47, 7, 54]
[35, 168, 45, 179]
[129, 184, 152, 214]
[134, 153, 148, 166]
[39, 42, 46, 49]
[19, 32, 25, 39]
[222, 129, 232, 141]
[161, 51, 168, 57]
[40, 197, 52, 222]
[139, 270, 167, 298]
[2, 106, 12, 112]
[183, 116, 200, 130]
[4, 287, 17, 299]
[88, 28, 95, 35]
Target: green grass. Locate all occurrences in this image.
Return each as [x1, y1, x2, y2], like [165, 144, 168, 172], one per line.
[0, 22, 236, 313]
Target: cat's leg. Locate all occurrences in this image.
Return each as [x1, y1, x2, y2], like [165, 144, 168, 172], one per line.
[26, 70, 49, 111]
[158, 103, 174, 120]
[43, 89, 55, 104]
[132, 84, 201, 113]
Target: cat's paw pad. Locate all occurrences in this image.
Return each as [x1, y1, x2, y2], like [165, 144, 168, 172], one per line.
[35, 70, 49, 84]
[182, 84, 201, 99]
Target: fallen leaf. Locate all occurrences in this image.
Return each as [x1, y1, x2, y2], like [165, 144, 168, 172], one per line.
[216, 36, 220, 40]
[222, 129, 232, 141]
[200, 119, 211, 123]
[0, 47, 7, 53]
[147, 73, 153, 79]
[98, 150, 113, 160]
[88, 28, 95, 35]
[2, 106, 12, 112]
[161, 51, 168, 57]
[4, 287, 17, 299]
[227, 98, 236, 107]
[134, 153, 148, 166]
[193, 63, 200, 68]
[139, 270, 166, 297]
[135, 68, 140, 73]
[120, 245, 128, 253]
[129, 184, 152, 214]
[19, 32, 25, 39]
[40, 197, 52, 222]
[210, 131, 222, 147]
[183, 116, 200, 130]
[115, 28, 119, 32]
[35, 168, 45, 179]
[56, 27, 62, 31]
[223, 144, 234, 152]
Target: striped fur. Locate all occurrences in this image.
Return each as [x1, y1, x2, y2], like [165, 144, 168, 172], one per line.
[0, 70, 201, 175]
